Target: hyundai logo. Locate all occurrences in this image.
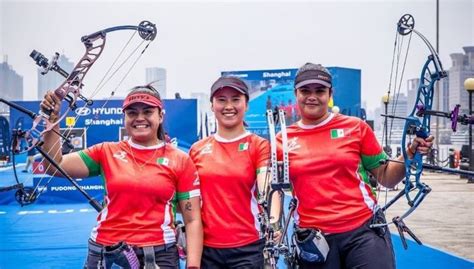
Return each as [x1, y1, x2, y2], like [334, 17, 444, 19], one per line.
[75, 107, 91, 116]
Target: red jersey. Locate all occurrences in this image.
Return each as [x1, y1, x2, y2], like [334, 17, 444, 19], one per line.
[78, 140, 200, 247]
[277, 113, 387, 234]
[189, 132, 269, 248]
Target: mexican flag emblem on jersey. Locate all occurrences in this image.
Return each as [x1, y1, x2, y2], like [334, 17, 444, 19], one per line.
[157, 157, 169, 166]
[330, 129, 345, 139]
[238, 142, 249, 151]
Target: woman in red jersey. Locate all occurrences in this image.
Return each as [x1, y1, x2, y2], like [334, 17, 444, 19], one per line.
[40, 85, 202, 269]
[189, 76, 280, 269]
[278, 63, 434, 269]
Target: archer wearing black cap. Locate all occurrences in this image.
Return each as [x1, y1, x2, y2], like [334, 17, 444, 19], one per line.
[293, 63, 334, 126]
[294, 63, 332, 89]
[189, 75, 281, 269]
[209, 76, 250, 102]
[274, 62, 435, 269]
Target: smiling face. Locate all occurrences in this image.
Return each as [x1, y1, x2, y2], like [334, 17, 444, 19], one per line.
[295, 83, 332, 125]
[211, 87, 248, 131]
[124, 103, 163, 146]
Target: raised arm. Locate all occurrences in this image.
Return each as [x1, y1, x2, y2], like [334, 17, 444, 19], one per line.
[40, 91, 90, 178]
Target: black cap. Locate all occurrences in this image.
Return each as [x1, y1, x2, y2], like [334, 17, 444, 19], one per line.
[294, 63, 332, 89]
[210, 76, 249, 101]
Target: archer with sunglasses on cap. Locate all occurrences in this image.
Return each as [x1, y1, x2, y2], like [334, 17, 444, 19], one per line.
[189, 76, 281, 269]
[277, 63, 434, 269]
[40, 85, 203, 269]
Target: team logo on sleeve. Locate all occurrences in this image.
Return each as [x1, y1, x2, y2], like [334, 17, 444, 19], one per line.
[113, 151, 128, 163]
[200, 143, 212, 155]
[238, 142, 249, 151]
[157, 157, 170, 166]
[330, 129, 345, 139]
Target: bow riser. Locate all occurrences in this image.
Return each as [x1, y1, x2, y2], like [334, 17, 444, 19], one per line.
[400, 52, 449, 214]
[43, 34, 107, 132]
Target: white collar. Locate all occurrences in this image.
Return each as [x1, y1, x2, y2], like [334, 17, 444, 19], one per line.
[127, 139, 165, 150]
[297, 113, 335, 129]
[214, 131, 251, 143]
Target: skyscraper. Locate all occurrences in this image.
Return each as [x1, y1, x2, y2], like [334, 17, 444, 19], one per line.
[191, 92, 211, 139]
[439, 73, 450, 128]
[447, 46, 474, 145]
[0, 56, 23, 113]
[374, 91, 409, 146]
[37, 54, 74, 100]
[190, 92, 211, 115]
[145, 67, 166, 99]
[406, 78, 420, 111]
[449, 46, 474, 117]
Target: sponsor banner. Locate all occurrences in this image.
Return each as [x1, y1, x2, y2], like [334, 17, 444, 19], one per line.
[222, 69, 296, 80]
[0, 176, 105, 205]
[31, 176, 104, 204]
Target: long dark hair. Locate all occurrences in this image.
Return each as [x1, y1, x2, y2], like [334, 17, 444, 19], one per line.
[126, 85, 166, 141]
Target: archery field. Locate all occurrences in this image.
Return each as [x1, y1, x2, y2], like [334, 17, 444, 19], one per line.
[1, 170, 473, 268]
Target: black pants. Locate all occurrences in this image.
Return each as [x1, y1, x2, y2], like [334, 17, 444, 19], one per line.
[201, 239, 265, 269]
[298, 212, 396, 269]
[84, 240, 179, 269]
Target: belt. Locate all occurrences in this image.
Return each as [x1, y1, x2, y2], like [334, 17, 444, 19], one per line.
[88, 239, 176, 269]
[88, 239, 175, 255]
[134, 243, 176, 256]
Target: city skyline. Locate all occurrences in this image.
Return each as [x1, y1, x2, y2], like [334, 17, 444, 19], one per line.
[1, 44, 472, 116]
[1, 0, 472, 112]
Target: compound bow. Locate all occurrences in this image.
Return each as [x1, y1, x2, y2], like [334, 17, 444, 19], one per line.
[374, 14, 474, 249]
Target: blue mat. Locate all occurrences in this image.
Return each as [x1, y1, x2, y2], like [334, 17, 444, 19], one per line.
[1, 203, 473, 269]
[0, 204, 97, 269]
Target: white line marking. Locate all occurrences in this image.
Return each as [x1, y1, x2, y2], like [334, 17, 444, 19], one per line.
[79, 208, 95, 213]
[18, 210, 45, 215]
[47, 209, 75, 214]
